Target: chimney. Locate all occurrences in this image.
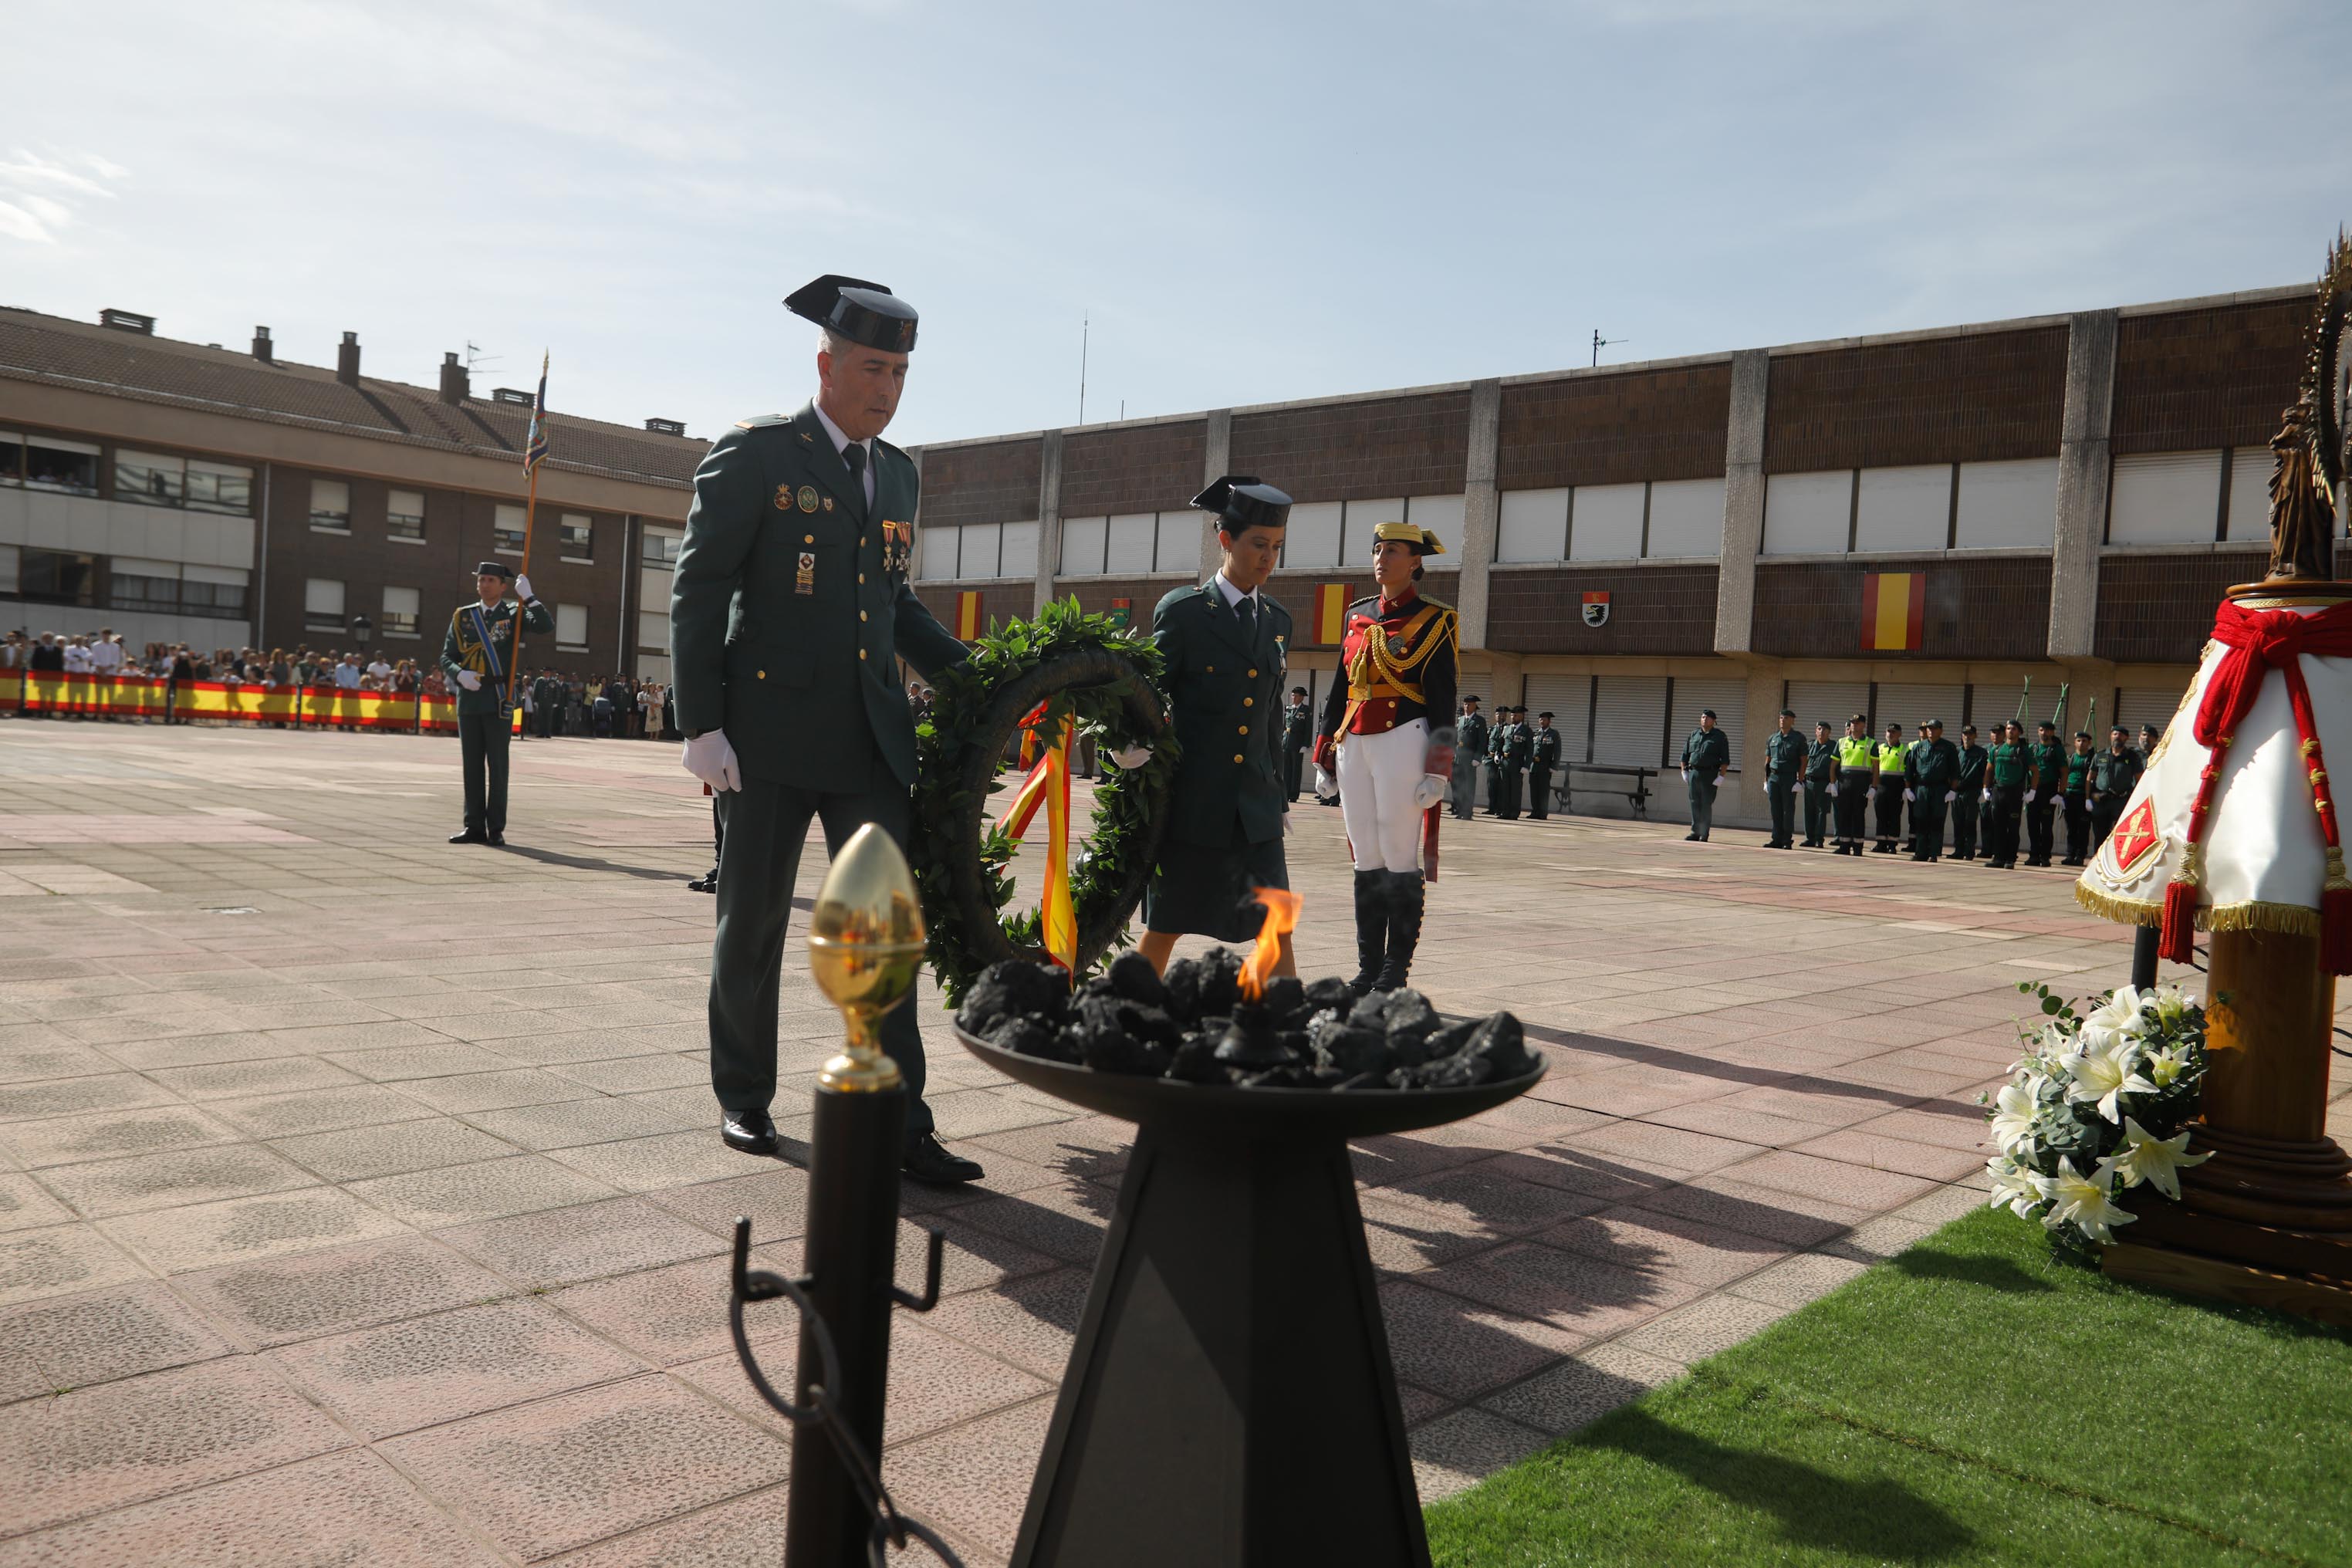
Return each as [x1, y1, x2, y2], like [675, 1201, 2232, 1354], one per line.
[439, 351, 469, 405]
[252, 326, 273, 363]
[99, 308, 155, 335]
[336, 330, 360, 387]
[645, 417, 685, 436]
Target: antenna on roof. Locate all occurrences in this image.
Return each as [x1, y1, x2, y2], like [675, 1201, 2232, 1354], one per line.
[465, 340, 502, 377]
[1592, 329, 1627, 367]
[1077, 315, 1089, 426]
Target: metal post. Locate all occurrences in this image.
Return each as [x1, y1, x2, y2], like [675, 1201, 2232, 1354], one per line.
[2131, 924, 2159, 991]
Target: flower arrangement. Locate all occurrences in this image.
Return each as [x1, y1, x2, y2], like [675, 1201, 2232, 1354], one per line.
[1982, 982, 2212, 1252]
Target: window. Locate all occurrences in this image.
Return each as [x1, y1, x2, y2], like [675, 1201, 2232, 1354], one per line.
[309, 478, 351, 532]
[381, 586, 421, 639]
[494, 503, 525, 554]
[1000, 520, 1041, 580]
[559, 512, 593, 560]
[0, 544, 15, 594]
[917, 525, 960, 581]
[2109, 451, 2222, 545]
[643, 525, 682, 566]
[304, 577, 346, 634]
[387, 488, 426, 542]
[180, 566, 248, 620]
[1953, 458, 2057, 549]
[556, 603, 590, 651]
[638, 610, 671, 651]
[1153, 511, 1195, 574]
[1279, 502, 1343, 569]
[1405, 494, 1467, 569]
[1340, 498, 1404, 565]
[2224, 448, 2272, 543]
[960, 522, 1002, 579]
[1104, 513, 1154, 573]
[1762, 470, 1853, 555]
[0, 431, 21, 485]
[1854, 465, 1951, 553]
[1059, 515, 1107, 576]
[110, 557, 182, 613]
[25, 435, 99, 494]
[1569, 483, 1644, 561]
[114, 450, 184, 507]
[19, 548, 96, 605]
[1498, 489, 1570, 563]
[185, 459, 253, 515]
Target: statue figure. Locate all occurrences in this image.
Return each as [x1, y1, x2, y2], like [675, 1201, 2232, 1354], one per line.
[2266, 233, 2352, 583]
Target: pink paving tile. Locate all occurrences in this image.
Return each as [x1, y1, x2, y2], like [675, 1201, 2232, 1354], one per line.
[1543, 1205, 1792, 1291]
[172, 1235, 512, 1348]
[0, 1357, 351, 1535]
[542, 1483, 788, 1568]
[646, 1167, 813, 1243]
[1629, 1175, 1876, 1249]
[378, 1374, 789, 1561]
[0, 1224, 149, 1309]
[1409, 1406, 1552, 1503]
[1382, 1160, 1614, 1240]
[1418, 1237, 1691, 1339]
[434, 1196, 726, 1289]
[945, 1183, 1110, 1267]
[1639, 1097, 1838, 1148]
[1789, 1128, 1989, 1184]
[880, 1395, 1056, 1566]
[919, 1267, 1090, 1381]
[1376, 1278, 1590, 1401]
[0, 1279, 235, 1395]
[1708, 1149, 1940, 1211]
[1847, 1103, 2007, 1152]
[0, 1449, 503, 1566]
[547, 1246, 803, 1367]
[681, 1316, 1048, 1446]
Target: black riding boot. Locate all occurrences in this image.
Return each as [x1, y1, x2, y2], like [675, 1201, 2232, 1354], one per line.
[1374, 870, 1424, 993]
[1350, 870, 1387, 995]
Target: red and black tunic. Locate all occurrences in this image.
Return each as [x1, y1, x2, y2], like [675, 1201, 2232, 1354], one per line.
[1316, 590, 1460, 747]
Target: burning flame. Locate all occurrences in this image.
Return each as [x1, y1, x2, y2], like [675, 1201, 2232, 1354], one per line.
[1239, 887, 1303, 1000]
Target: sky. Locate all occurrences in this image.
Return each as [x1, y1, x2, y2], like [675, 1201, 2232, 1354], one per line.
[6, 0, 2350, 449]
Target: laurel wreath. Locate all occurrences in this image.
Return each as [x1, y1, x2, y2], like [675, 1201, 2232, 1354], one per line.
[911, 596, 1175, 1009]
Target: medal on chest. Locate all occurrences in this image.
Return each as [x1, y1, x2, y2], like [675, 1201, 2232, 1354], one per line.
[796, 552, 816, 595]
[881, 520, 913, 575]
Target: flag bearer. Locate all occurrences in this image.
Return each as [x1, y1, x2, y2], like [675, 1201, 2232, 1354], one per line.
[440, 563, 551, 847]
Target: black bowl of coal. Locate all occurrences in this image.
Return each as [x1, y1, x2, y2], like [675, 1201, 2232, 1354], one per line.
[952, 944, 1546, 1141]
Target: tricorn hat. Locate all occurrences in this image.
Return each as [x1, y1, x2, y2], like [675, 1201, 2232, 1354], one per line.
[1192, 475, 1292, 531]
[1370, 519, 1446, 555]
[785, 275, 918, 354]
[474, 561, 515, 580]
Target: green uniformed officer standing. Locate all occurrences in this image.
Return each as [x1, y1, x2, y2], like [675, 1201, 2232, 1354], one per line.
[1872, 722, 1907, 853]
[1281, 685, 1316, 802]
[1452, 696, 1487, 819]
[1833, 715, 1874, 855]
[1529, 711, 1562, 819]
[1134, 476, 1297, 977]
[1803, 720, 1836, 847]
[1908, 719, 1959, 862]
[440, 562, 553, 846]
[2023, 720, 2065, 867]
[1502, 708, 1533, 816]
[1485, 707, 1520, 819]
[1951, 724, 1988, 860]
[2062, 730, 2095, 866]
[1762, 708, 1806, 849]
[2089, 725, 2144, 851]
[671, 274, 979, 1184]
[1983, 719, 2030, 869]
[1680, 709, 1731, 842]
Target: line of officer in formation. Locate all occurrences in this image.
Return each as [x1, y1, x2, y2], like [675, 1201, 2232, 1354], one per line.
[1442, 698, 1563, 822]
[1776, 710, 2151, 870]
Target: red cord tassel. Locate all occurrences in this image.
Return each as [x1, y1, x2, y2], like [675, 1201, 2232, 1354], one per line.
[2324, 885, 2352, 975]
[2157, 879, 2198, 966]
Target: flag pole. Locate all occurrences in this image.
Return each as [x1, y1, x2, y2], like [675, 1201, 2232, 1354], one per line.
[507, 350, 549, 725]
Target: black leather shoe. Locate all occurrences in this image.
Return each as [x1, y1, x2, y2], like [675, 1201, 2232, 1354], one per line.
[720, 1109, 779, 1156]
[902, 1132, 982, 1185]
[487, 833, 506, 847]
[687, 869, 718, 894]
[448, 830, 487, 844]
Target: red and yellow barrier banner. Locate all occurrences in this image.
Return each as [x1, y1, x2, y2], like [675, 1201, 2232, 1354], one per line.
[1002, 701, 1077, 972]
[0, 671, 476, 734]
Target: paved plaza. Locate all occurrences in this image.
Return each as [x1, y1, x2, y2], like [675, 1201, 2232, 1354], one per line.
[2, 719, 2335, 1566]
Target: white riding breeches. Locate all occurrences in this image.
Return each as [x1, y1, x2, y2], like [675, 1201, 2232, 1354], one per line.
[1338, 718, 1428, 873]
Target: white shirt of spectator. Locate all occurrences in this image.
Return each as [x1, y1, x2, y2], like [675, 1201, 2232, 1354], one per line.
[367, 658, 390, 682]
[63, 642, 93, 674]
[88, 639, 123, 673]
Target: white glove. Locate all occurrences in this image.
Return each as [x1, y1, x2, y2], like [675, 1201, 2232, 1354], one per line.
[455, 669, 482, 692]
[2024, 789, 2036, 803]
[683, 728, 742, 792]
[1282, 809, 1294, 836]
[1680, 769, 1690, 782]
[1827, 783, 1838, 798]
[1110, 745, 1152, 769]
[1903, 789, 1915, 803]
[514, 574, 534, 602]
[1314, 767, 1339, 801]
[1981, 789, 1992, 802]
[1414, 772, 1448, 811]
[1943, 791, 1956, 803]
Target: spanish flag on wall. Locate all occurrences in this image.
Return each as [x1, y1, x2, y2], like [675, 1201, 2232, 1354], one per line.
[1860, 572, 1926, 652]
[955, 590, 983, 641]
[1313, 583, 1350, 645]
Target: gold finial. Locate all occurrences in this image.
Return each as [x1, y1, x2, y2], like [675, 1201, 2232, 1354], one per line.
[807, 823, 927, 1092]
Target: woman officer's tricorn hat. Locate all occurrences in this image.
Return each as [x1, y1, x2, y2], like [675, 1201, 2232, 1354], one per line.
[785, 275, 918, 354]
[1370, 519, 1446, 555]
[1191, 475, 1293, 530]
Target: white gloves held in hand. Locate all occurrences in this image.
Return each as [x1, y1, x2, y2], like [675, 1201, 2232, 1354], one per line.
[683, 728, 742, 792]
[1902, 789, 1916, 803]
[1943, 791, 1957, 803]
[514, 574, 534, 602]
[1314, 767, 1339, 801]
[1109, 745, 1152, 770]
[455, 669, 482, 692]
[2024, 789, 2036, 803]
[1827, 782, 1839, 798]
[1413, 772, 1448, 811]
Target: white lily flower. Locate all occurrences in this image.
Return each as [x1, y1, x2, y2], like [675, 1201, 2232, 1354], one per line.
[2059, 1032, 2159, 1124]
[2037, 1156, 2137, 1244]
[2148, 985, 2194, 1029]
[1985, 1157, 2042, 1219]
[1988, 1080, 2040, 1156]
[2112, 1117, 2212, 1201]
[2080, 985, 2151, 1048]
[2144, 1043, 2191, 1089]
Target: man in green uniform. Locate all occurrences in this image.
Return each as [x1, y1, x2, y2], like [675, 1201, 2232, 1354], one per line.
[2023, 720, 2065, 867]
[1680, 708, 1731, 842]
[1900, 723, 1927, 853]
[1909, 719, 1959, 862]
[440, 562, 553, 846]
[2090, 725, 2144, 851]
[1137, 476, 1296, 977]
[1803, 720, 1836, 847]
[1451, 695, 1487, 819]
[529, 670, 563, 739]
[1762, 708, 1806, 849]
[1951, 724, 1988, 860]
[1485, 704, 1512, 816]
[1872, 722, 1907, 853]
[1984, 720, 2030, 869]
[671, 274, 978, 1184]
[1281, 685, 1315, 802]
[1529, 711, 1562, 820]
[1833, 715, 1874, 855]
[2062, 730, 2095, 866]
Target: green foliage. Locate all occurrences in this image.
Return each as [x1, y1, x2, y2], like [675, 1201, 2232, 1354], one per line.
[909, 596, 1175, 1007]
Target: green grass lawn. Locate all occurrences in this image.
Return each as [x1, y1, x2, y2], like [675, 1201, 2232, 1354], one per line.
[1424, 1206, 2352, 1567]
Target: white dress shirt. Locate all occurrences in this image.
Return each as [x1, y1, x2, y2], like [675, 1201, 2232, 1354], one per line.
[811, 401, 877, 509]
[1212, 572, 1260, 613]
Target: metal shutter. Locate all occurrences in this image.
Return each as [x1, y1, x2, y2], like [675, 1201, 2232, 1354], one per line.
[2109, 452, 2222, 545]
[2117, 684, 2193, 740]
[1787, 681, 1868, 734]
[1670, 678, 1748, 773]
[1873, 681, 1965, 735]
[1522, 674, 1592, 762]
[1591, 676, 1670, 767]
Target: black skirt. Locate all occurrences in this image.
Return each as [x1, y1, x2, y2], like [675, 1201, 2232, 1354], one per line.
[1144, 832, 1289, 941]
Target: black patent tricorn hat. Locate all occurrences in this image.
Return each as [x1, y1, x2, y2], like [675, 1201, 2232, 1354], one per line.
[785, 274, 918, 353]
[1191, 474, 1292, 531]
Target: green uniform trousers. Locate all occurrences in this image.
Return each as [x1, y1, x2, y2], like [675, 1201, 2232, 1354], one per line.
[710, 773, 931, 1135]
[1685, 773, 1718, 839]
[457, 710, 512, 838]
[1803, 779, 1831, 844]
[1951, 792, 1981, 858]
[1766, 775, 1799, 845]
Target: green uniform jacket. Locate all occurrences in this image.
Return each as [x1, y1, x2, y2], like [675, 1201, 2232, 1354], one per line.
[670, 402, 967, 790]
[2065, 751, 2092, 793]
[1531, 725, 1563, 769]
[1956, 744, 1989, 790]
[1152, 583, 1292, 847]
[438, 597, 554, 715]
[2090, 748, 2143, 799]
[1458, 711, 1490, 759]
[1806, 737, 1838, 783]
[1912, 738, 1960, 789]
[1988, 742, 2030, 788]
[1681, 727, 1731, 776]
[2027, 741, 2066, 791]
[1281, 701, 1317, 755]
[1501, 724, 1533, 769]
[1763, 728, 1809, 779]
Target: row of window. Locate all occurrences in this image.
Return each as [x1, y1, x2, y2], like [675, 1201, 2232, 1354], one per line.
[305, 482, 601, 561]
[0, 544, 250, 619]
[301, 577, 592, 651]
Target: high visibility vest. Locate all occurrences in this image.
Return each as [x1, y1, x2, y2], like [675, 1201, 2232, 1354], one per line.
[1876, 742, 1905, 776]
[1837, 735, 1876, 769]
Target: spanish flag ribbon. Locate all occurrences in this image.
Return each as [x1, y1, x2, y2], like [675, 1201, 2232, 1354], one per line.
[1002, 701, 1078, 972]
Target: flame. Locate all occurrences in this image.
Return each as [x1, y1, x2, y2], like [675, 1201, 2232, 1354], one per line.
[1239, 887, 1303, 1000]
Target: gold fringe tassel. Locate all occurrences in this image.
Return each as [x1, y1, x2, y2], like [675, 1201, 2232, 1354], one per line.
[2072, 881, 2326, 938]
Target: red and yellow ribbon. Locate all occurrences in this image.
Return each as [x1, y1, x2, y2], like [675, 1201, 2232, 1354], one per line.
[1002, 701, 1077, 972]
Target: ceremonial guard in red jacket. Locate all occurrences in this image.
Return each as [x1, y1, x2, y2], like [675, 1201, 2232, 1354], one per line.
[1313, 521, 1459, 994]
